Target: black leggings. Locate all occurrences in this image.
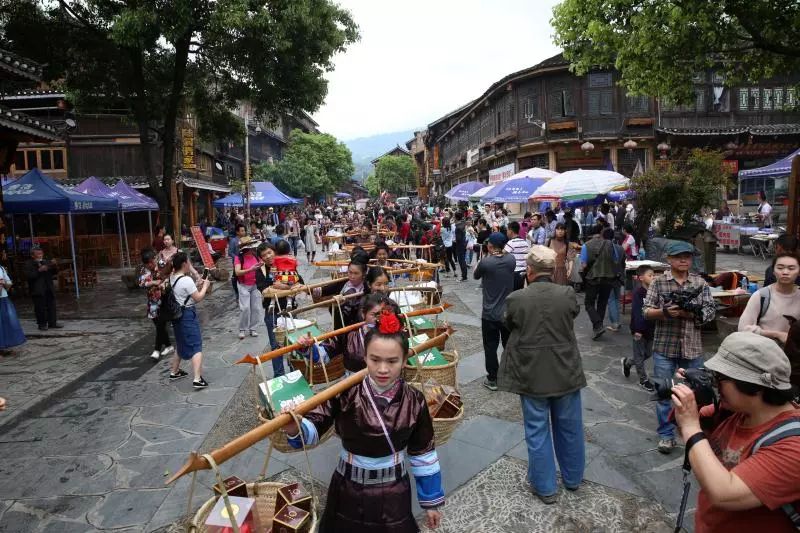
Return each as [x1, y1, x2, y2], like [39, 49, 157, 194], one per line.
[444, 246, 457, 272]
[152, 318, 172, 351]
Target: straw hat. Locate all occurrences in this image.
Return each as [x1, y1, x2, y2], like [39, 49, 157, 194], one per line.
[238, 236, 261, 250]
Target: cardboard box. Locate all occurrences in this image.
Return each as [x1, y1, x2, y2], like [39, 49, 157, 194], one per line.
[258, 371, 314, 418]
[285, 324, 324, 345]
[408, 315, 435, 331]
[213, 476, 248, 499]
[272, 504, 310, 533]
[275, 482, 312, 515]
[205, 496, 257, 533]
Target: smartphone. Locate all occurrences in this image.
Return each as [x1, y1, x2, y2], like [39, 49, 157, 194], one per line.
[202, 268, 210, 280]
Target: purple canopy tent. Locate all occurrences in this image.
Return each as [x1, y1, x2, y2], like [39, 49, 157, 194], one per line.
[110, 180, 160, 260]
[75, 177, 133, 268]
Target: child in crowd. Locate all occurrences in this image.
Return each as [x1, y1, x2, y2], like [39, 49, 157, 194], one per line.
[272, 239, 299, 287]
[621, 264, 655, 391]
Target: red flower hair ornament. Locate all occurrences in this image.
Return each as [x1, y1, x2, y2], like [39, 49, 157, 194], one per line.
[377, 308, 403, 334]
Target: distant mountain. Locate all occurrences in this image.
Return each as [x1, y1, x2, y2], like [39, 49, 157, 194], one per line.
[344, 129, 418, 182]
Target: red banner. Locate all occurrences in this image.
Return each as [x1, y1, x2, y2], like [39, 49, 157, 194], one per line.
[191, 225, 215, 268]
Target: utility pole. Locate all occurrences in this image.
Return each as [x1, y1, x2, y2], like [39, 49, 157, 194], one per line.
[244, 113, 251, 219]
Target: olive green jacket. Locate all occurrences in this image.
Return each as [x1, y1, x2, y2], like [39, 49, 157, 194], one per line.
[498, 278, 587, 398]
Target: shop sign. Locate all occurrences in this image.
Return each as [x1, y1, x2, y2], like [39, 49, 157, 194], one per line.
[722, 160, 739, 174]
[191, 225, 215, 268]
[488, 162, 515, 184]
[181, 128, 196, 170]
[714, 222, 740, 248]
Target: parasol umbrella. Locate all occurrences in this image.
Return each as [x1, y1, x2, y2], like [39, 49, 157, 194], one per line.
[530, 169, 629, 202]
[469, 184, 495, 202]
[445, 181, 484, 201]
[483, 177, 549, 203]
[506, 167, 560, 181]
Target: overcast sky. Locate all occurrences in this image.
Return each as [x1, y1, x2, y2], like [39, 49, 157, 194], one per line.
[313, 0, 562, 140]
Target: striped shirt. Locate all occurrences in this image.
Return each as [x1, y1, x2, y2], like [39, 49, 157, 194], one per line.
[504, 237, 530, 272]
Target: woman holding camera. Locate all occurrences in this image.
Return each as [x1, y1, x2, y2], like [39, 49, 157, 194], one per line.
[169, 252, 211, 389]
[671, 332, 800, 532]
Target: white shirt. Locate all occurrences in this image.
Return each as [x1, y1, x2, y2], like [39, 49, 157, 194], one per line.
[0, 266, 10, 298]
[759, 201, 773, 227]
[170, 273, 198, 308]
[504, 237, 530, 272]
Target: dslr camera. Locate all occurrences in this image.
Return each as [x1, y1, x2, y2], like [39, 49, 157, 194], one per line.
[651, 368, 717, 408]
[662, 285, 704, 320]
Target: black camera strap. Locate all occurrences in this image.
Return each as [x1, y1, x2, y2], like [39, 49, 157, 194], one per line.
[674, 432, 707, 533]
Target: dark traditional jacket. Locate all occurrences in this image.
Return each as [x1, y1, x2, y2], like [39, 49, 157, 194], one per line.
[498, 277, 587, 398]
[23, 258, 57, 297]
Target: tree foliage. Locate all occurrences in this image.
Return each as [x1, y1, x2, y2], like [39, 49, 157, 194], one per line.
[364, 172, 380, 197]
[254, 130, 354, 199]
[371, 155, 416, 196]
[552, 0, 800, 103]
[0, 0, 358, 228]
[631, 150, 730, 238]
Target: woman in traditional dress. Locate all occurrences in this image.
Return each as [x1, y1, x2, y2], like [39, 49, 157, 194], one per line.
[366, 266, 391, 295]
[303, 216, 319, 264]
[0, 262, 26, 353]
[284, 307, 444, 532]
[548, 223, 573, 285]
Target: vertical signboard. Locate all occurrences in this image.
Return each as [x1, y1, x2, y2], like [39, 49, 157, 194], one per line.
[182, 128, 196, 170]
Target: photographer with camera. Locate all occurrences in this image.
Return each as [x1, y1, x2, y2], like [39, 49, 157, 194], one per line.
[644, 241, 716, 453]
[670, 332, 800, 532]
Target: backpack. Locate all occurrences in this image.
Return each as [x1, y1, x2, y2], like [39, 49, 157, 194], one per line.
[160, 275, 192, 322]
[757, 286, 772, 323]
[750, 416, 800, 528]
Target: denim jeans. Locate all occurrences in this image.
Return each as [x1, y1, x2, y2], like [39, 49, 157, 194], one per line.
[653, 352, 704, 439]
[520, 390, 585, 496]
[607, 284, 620, 326]
[264, 309, 285, 377]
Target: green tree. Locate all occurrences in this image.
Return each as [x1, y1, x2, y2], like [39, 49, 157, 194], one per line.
[373, 155, 416, 195]
[364, 172, 380, 197]
[552, 0, 800, 103]
[632, 150, 730, 238]
[254, 130, 354, 199]
[1, 0, 358, 229]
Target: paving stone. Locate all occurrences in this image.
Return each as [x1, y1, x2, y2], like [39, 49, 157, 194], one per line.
[113, 454, 197, 489]
[133, 424, 195, 445]
[141, 436, 206, 457]
[0, 455, 114, 499]
[88, 488, 170, 529]
[460, 379, 522, 424]
[283, 434, 343, 484]
[584, 453, 647, 497]
[137, 404, 226, 435]
[633, 464, 701, 514]
[586, 422, 661, 457]
[580, 354, 614, 372]
[435, 438, 504, 494]
[455, 352, 487, 386]
[450, 414, 523, 454]
[40, 519, 96, 533]
[421, 456, 671, 532]
[8, 494, 102, 521]
[1, 508, 44, 533]
[581, 386, 626, 426]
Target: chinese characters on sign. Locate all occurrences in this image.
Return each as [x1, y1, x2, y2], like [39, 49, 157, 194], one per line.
[714, 222, 740, 249]
[182, 128, 196, 170]
[190, 225, 215, 269]
[72, 201, 94, 210]
[4, 184, 35, 195]
[488, 163, 515, 184]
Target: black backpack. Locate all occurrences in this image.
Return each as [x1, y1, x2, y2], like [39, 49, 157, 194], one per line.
[160, 275, 191, 321]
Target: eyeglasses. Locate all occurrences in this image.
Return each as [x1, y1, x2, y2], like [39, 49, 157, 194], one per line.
[712, 372, 730, 386]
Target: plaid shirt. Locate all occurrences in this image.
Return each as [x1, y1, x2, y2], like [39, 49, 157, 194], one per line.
[643, 270, 715, 359]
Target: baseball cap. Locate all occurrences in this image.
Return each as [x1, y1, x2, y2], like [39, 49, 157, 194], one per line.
[487, 232, 507, 249]
[705, 332, 792, 390]
[665, 240, 695, 256]
[527, 245, 556, 270]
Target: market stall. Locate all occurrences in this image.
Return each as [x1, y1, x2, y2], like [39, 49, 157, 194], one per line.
[212, 181, 301, 208]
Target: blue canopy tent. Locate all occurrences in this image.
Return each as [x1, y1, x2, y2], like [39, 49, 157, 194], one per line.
[445, 181, 484, 202]
[4, 169, 120, 297]
[335, 192, 352, 199]
[738, 148, 800, 209]
[482, 177, 549, 203]
[212, 182, 300, 208]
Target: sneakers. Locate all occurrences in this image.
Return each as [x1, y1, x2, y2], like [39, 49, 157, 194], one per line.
[621, 358, 631, 378]
[169, 369, 189, 381]
[606, 324, 621, 332]
[161, 346, 175, 357]
[483, 378, 498, 391]
[249, 330, 259, 337]
[639, 380, 655, 393]
[150, 350, 161, 361]
[534, 491, 558, 505]
[658, 438, 677, 454]
[592, 328, 605, 340]
[193, 377, 209, 389]
[238, 331, 246, 340]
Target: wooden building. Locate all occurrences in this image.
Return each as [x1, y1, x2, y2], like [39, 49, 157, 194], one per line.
[418, 53, 800, 204]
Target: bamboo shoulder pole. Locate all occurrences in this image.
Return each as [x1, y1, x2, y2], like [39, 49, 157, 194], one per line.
[167, 329, 453, 485]
[282, 291, 364, 316]
[237, 303, 452, 366]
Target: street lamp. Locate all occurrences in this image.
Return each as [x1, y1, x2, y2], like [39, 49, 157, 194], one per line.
[623, 139, 638, 151]
[580, 141, 595, 154]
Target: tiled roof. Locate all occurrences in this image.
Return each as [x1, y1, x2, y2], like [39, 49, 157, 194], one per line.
[657, 124, 800, 136]
[0, 49, 43, 81]
[1, 89, 66, 100]
[0, 105, 60, 141]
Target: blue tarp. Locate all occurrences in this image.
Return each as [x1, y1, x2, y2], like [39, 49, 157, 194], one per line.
[212, 181, 299, 207]
[739, 147, 800, 179]
[3, 168, 119, 213]
[483, 177, 548, 203]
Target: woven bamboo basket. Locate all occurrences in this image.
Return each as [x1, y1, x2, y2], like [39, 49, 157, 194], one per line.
[290, 353, 346, 385]
[407, 325, 452, 344]
[329, 270, 348, 280]
[408, 381, 465, 447]
[274, 318, 317, 347]
[327, 250, 349, 261]
[188, 481, 318, 533]
[409, 269, 436, 282]
[257, 408, 336, 453]
[403, 350, 459, 387]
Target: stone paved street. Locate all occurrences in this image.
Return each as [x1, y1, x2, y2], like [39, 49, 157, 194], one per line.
[0, 251, 771, 532]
